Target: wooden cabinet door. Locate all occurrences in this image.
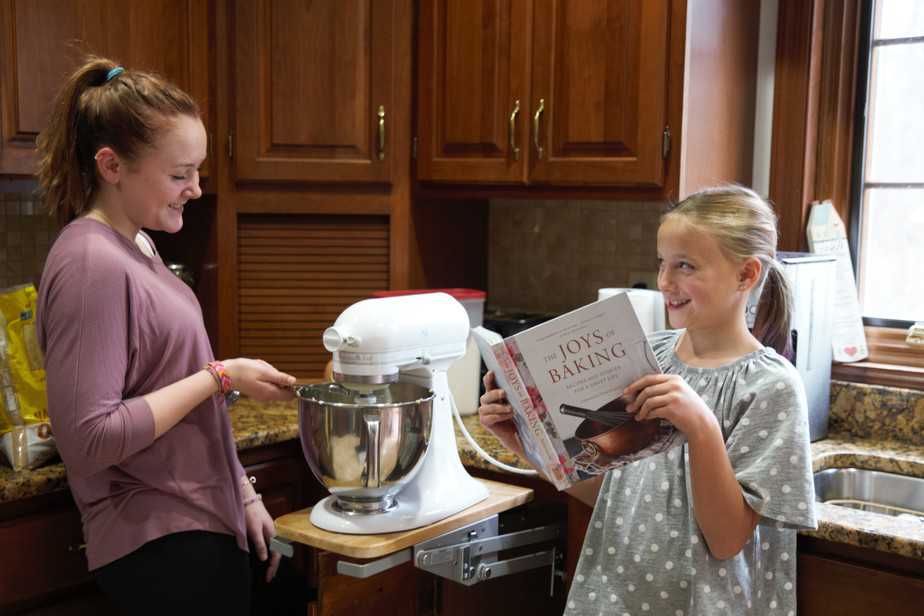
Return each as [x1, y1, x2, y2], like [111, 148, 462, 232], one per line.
[0, 0, 211, 176]
[232, 0, 406, 184]
[0, 506, 92, 611]
[417, 0, 529, 184]
[528, 0, 669, 186]
[798, 553, 924, 615]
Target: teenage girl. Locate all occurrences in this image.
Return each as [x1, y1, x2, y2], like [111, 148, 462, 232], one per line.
[480, 185, 816, 615]
[36, 57, 298, 614]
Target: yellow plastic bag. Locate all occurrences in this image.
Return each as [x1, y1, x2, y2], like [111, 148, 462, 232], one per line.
[0, 284, 55, 470]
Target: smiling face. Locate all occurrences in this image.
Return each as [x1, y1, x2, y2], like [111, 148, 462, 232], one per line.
[115, 114, 207, 234]
[656, 216, 751, 333]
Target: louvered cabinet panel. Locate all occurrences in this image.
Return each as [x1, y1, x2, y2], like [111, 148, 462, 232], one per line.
[238, 215, 389, 379]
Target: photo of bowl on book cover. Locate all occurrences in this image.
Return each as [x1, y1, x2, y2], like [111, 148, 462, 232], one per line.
[473, 293, 685, 490]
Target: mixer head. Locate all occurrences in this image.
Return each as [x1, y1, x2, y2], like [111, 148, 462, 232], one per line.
[322, 293, 471, 384]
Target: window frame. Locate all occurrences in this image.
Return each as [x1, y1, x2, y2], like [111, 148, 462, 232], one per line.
[836, 0, 924, 390]
[769, 0, 924, 390]
[848, 0, 924, 330]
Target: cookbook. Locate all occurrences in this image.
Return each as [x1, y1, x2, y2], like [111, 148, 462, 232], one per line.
[472, 293, 684, 490]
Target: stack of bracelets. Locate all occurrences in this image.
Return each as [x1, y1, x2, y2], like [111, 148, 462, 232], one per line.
[205, 361, 232, 395]
[205, 361, 240, 406]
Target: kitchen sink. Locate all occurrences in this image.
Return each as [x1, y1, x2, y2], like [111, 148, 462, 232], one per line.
[814, 468, 924, 520]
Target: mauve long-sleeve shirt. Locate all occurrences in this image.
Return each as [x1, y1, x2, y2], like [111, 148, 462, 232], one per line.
[37, 218, 248, 570]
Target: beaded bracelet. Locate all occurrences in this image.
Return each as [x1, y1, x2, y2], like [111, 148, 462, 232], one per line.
[243, 493, 263, 507]
[205, 361, 233, 395]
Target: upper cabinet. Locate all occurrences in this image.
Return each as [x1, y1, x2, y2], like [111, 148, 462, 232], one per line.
[417, 0, 669, 187]
[529, 0, 668, 186]
[230, 0, 403, 185]
[0, 0, 211, 177]
[417, 0, 759, 197]
[416, 0, 530, 184]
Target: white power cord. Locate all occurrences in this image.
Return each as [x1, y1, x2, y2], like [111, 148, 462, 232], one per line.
[450, 392, 538, 476]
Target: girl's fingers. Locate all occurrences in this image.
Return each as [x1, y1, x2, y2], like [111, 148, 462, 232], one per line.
[266, 551, 282, 583]
[623, 373, 669, 397]
[626, 381, 673, 413]
[253, 532, 268, 561]
[271, 371, 297, 387]
[252, 383, 292, 402]
[479, 388, 507, 405]
[637, 406, 665, 423]
[635, 392, 674, 422]
[479, 405, 514, 422]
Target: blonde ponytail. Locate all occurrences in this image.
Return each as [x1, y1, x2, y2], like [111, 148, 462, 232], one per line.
[752, 259, 793, 357]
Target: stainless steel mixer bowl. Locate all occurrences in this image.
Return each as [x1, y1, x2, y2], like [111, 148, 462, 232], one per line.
[296, 382, 434, 514]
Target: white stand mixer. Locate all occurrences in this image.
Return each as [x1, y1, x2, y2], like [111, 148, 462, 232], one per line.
[309, 292, 490, 534]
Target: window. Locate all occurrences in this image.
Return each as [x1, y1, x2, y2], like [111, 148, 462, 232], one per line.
[850, 0, 924, 327]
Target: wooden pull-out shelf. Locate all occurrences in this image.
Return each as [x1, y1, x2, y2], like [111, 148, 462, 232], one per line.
[275, 479, 533, 559]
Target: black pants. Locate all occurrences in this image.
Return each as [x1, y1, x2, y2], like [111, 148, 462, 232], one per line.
[94, 531, 251, 615]
[95, 530, 312, 616]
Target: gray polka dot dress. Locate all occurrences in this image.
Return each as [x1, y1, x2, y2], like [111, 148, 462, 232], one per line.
[565, 329, 817, 616]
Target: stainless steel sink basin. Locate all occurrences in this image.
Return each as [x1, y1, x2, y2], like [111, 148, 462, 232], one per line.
[814, 468, 924, 520]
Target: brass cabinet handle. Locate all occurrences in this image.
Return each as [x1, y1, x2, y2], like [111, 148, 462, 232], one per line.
[533, 98, 545, 159]
[377, 105, 386, 161]
[509, 99, 521, 161]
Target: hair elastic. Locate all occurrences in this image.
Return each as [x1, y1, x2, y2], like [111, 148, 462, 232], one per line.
[106, 66, 124, 82]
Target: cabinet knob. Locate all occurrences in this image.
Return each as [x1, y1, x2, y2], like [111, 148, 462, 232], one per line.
[533, 98, 545, 160]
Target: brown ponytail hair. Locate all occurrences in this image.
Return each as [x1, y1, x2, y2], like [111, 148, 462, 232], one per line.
[663, 185, 793, 357]
[35, 56, 200, 226]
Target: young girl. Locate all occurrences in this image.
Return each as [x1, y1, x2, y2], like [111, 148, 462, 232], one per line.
[35, 57, 298, 614]
[480, 185, 816, 615]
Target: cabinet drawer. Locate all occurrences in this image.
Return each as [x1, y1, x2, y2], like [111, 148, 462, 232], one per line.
[0, 507, 90, 610]
[798, 552, 924, 615]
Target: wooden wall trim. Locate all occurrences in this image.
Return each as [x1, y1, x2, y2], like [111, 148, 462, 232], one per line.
[769, 0, 823, 252]
[814, 0, 861, 227]
[769, 0, 862, 251]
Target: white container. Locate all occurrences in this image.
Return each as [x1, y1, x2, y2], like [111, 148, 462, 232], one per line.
[372, 289, 485, 415]
[445, 290, 485, 416]
[597, 288, 666, 334]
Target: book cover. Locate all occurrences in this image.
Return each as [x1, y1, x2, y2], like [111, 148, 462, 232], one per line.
[473, 293, 684, 489]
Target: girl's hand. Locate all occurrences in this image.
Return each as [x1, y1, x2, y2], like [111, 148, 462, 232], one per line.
[478, 371, 523, 455]
[623, 374, 718, 439]
[223, 358, 296, 402]
[244, 498, 282, 583]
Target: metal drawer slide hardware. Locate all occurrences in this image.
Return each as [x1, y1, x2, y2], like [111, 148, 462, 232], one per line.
[335, 515, 561, 591]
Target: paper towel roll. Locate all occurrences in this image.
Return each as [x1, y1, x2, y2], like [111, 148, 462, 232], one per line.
[597, 288, 666, 334]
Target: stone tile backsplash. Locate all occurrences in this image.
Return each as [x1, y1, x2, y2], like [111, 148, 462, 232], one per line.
[829, 381, 924, 446]
[487, 199, 665, 314]
[0, 192, 57, 290]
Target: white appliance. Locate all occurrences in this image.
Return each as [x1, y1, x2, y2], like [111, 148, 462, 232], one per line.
[310, 293, 490, 534]
[597, 288, 666, 334]
[746, 253, 836, 441]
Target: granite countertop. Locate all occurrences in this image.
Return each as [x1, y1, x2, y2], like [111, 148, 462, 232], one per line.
[0, 398, 300, 504]
[3, 400, 922, 561]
